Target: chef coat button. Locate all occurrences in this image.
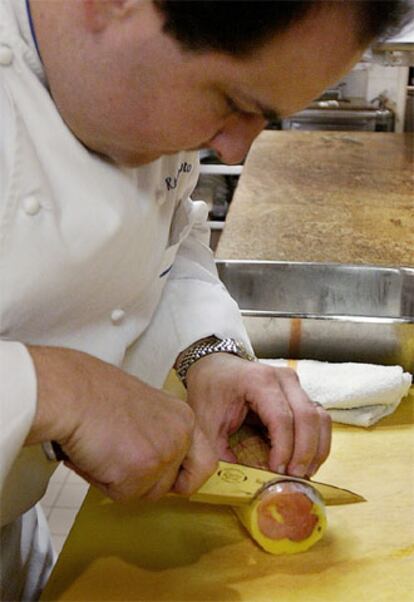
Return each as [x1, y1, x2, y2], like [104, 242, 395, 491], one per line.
[111, 309, 125, 324]
[22, 196, 41, 215]
[0, 45, 13, 66]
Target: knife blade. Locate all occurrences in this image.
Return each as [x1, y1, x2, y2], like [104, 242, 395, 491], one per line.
[189, 460, 365, 507]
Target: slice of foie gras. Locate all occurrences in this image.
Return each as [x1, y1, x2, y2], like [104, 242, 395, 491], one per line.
[234, 480, 327, 555]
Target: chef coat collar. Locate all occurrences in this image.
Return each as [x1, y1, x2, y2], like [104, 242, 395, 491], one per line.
[9, 0, 46, 83]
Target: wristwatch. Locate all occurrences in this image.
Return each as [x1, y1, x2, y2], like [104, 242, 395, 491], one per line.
[175, 335, 256, 387]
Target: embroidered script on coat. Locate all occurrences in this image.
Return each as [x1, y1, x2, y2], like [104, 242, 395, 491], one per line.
[165, 161, 193, 191]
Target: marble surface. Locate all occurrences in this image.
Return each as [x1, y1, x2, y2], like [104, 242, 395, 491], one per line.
[216, 131, 414, 267]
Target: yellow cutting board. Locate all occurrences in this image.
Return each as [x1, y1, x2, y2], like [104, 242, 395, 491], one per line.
[41, 387, 414, 602]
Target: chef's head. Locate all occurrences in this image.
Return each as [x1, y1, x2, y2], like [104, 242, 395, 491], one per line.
[31, 0, 411, 166]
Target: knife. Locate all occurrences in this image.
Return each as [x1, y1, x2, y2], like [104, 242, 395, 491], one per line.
[189, 460, 366, 507]
[44, 442, 364, 507]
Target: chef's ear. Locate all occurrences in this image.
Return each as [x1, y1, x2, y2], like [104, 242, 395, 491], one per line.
[83, 0, 140, 32]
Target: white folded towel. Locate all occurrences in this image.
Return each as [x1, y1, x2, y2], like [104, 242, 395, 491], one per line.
[261, 359, 412, 427]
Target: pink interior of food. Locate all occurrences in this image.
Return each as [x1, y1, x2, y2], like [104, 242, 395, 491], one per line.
[257, 489, 318, 542]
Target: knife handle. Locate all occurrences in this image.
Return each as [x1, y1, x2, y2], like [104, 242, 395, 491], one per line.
[230, 423, 270, 468]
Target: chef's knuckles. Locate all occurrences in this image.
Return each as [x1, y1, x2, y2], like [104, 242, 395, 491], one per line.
[292, 405, 321, 431]
[185, 353, 331, 482]
[243, 363, 299, 392]
[94, 410, 196, 501]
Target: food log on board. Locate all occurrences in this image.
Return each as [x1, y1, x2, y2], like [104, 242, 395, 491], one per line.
[229, 425, 327, 554]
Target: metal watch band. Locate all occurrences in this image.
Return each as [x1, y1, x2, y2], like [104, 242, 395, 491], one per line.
[175, 336, 255, 387]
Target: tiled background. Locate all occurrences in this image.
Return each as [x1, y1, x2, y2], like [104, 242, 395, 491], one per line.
[40, 464, 88, 555]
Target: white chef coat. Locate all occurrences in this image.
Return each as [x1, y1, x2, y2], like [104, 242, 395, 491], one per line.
[0, 0, 251, 599]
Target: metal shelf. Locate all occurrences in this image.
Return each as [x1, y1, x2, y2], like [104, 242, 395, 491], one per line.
[199, 164, 243, 176]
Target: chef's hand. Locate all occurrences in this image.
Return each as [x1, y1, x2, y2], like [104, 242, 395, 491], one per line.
[174, 353, 331, 494]
[25, 345, 217, 501]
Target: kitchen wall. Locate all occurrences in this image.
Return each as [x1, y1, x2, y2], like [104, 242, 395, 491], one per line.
[340, 63, 409, 132]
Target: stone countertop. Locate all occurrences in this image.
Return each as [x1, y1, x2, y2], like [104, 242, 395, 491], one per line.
[216, 131, 414, 267]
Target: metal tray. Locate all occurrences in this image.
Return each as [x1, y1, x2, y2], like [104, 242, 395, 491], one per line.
[216, 260, 414, 373]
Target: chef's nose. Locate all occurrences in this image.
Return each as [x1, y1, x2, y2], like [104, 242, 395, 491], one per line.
[208, 114, 267, 164]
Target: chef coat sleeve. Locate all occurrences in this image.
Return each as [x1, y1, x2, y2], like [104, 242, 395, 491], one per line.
[0, 87, 38, 493]
[123, 199, 253, 389]
[0, 341, 38, 494]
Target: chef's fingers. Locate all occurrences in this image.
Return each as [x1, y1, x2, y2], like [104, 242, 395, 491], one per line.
[246, 376, 295, 474]
[306, 406, 332, 477]
[58, 460, 158, 501]
[97, 471, 163, 502]
[280, 377, 321, 478]
[173, 426, 218, 496]
[88, 441, 189, 502]
[138, 430, 194, 500]
[140, 456, 186, 501]
[275, 369, 332, 478]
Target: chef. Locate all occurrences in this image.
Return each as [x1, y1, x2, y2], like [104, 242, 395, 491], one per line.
[0, 0, 410, 600]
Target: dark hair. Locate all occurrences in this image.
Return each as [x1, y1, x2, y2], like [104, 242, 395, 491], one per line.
[154, 1, 413, 56]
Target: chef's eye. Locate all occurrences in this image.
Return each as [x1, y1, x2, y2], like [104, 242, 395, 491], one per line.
[224, 96, 264, 122]
[224, 96, 245, 116]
